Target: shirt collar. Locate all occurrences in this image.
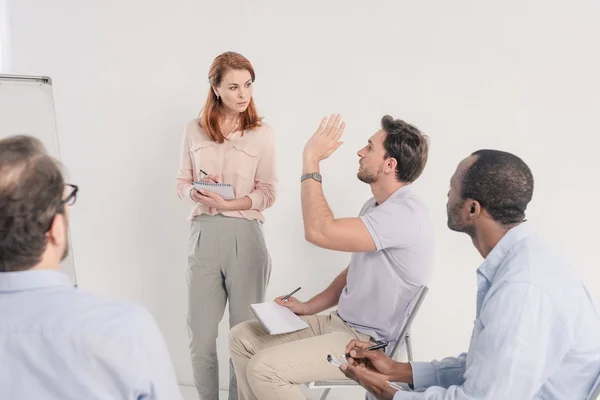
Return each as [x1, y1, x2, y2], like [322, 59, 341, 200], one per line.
[0, 270, 72, 293]
[477, 221, 535, 283]
[391, 184, 412, 198]
[377, 184, 412, 206]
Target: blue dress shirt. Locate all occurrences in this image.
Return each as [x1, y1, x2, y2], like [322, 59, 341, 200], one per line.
[0, 270, 182, 400]
[394, 222, 600, 399]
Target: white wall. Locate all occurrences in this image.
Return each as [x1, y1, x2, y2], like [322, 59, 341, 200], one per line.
[6, 0, 600, 395]
[0, 0, 9, 72]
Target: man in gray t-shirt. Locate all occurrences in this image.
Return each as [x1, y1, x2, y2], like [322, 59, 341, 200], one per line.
[339, 185, 434, 343]
[229, 114, 434, 400]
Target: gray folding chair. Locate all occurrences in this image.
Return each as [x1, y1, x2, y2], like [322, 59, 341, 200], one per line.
[588, 372, 600, 400]
[308, 286, 429, 400]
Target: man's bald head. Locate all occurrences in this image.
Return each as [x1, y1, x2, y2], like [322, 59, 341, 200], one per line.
[0, 135, 65, 271]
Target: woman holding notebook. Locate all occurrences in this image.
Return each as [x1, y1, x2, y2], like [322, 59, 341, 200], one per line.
[175, 51, 276, 400]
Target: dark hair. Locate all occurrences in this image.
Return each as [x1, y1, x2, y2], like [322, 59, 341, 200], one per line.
[381, 115, 429, 183]
[0, 135, 64, 272]
[461, 149, 534, 225]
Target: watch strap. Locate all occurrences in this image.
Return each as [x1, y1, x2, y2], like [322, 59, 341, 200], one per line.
[301, 172, 322, 183]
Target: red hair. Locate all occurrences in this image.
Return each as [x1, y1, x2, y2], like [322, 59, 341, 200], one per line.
[200, 52, 262, 143]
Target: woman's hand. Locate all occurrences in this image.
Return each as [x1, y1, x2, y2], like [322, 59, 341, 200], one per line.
[191, 189, 230, 210]
[198, 174, 220, 184]
[191, 174, 230, 209]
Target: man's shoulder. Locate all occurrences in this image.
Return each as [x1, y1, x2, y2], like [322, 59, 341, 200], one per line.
[498, 233, 579, 296]
[391, 188, 428, 209]
[503, 233, 567, 274]
[361, 190, 430, 219]
[49, 289, 155, 335]
[493, 233, 599, 331]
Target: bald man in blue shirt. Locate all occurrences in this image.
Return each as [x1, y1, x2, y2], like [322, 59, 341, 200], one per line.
[0, 135, 182, 400]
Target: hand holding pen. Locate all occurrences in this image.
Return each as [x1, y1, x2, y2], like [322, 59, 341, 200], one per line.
[344, 341, 388, 359]
[198, 169, 221, 184]
[281, 287, 301, 301]
[191, 169, 225, 206]
[344, 339, 398, 374]
[274, 287, 313, 315]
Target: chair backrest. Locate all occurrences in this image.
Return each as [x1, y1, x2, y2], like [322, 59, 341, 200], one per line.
[588, 372, 600, 400]
[364, 286, 429, 400]
[387, 285, 428, 360]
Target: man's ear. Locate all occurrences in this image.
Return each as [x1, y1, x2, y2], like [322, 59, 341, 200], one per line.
[386, 157, 398, 174]
[47, 213, 66, 246]
[469, 200, 482, 218]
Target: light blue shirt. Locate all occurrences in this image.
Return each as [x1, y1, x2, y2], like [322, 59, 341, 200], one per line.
[394, 222, 600, 399]
[0, 270, 182, 400]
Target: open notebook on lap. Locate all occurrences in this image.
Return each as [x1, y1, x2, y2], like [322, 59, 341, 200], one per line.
[250, 302, 309, 335]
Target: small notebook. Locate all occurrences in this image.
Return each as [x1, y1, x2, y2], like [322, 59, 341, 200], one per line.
[249, 302, 309, 335]
[194, 181, 235, 200]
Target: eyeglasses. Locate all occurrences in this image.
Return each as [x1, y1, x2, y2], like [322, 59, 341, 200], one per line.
[46, 184, 78, 232]
[58, 184, 79, 212]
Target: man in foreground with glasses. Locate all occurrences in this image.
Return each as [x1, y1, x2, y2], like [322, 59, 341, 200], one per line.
[0, 135, 182, 399]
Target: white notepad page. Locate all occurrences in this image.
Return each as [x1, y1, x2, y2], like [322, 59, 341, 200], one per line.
[250, 302, 309, 335]
[193, 181, 235, 200]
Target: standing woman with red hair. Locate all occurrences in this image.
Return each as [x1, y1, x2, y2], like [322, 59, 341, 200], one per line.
[176, 51, 276, 400]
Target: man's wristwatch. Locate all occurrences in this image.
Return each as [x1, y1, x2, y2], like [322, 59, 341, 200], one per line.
[301, 172, 322, 183]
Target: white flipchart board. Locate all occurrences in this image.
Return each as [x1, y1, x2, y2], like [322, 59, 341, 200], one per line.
[0, 74, 77, 284]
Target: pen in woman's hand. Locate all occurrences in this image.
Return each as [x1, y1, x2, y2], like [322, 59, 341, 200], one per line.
[197, 169, 220, 184]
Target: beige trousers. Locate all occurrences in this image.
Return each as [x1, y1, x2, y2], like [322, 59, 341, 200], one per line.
[188, 214, 271, 400]
[229, 312, 374, 400]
